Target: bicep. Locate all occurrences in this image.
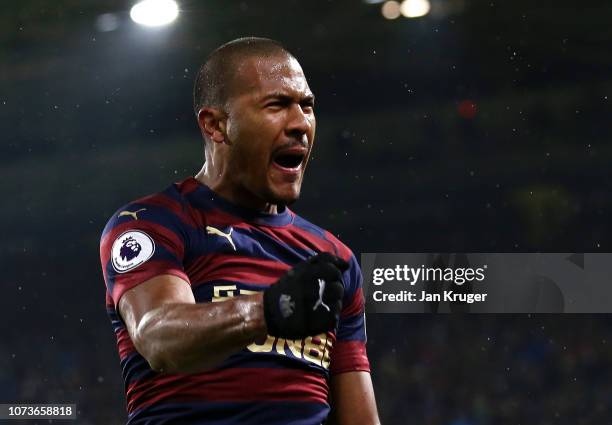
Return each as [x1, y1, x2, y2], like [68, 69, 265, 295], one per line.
[330, 371, 380, 425]
[118, 274, 194, 339]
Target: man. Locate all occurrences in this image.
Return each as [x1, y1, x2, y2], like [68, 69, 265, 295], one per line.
[100, 37, 380, 425]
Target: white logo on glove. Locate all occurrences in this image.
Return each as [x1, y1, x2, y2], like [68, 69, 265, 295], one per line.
[313, 279, 331, 312]
[279, 294, 296, 318]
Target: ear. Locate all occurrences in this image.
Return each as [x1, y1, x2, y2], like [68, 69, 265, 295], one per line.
[197, 107, 227, 144]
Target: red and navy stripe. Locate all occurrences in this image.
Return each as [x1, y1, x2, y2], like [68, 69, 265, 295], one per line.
[101, 177, 369, 424]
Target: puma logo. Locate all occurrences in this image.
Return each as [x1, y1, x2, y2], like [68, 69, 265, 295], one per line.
[206, 225, 236, 251]
[313, 279, 330, 312]
[118, 208, 146, 220]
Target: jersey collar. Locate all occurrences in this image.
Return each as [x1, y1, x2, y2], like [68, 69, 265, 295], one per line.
[185, 177, 294, 227]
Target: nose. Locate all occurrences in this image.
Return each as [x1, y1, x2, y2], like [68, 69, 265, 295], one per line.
[285, 103, 313, 142]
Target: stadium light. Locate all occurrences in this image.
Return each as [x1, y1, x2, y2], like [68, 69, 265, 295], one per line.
[399, 0, 431, 18]
[130, 0, 179, 27]
[381, 1, 401, 19]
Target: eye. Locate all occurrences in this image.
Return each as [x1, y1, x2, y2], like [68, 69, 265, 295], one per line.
[300, 98, 315, 111]
[265, 98, 289, 109]
[301, 101, 314, 112]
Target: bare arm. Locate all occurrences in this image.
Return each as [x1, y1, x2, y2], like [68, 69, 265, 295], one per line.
[118, 274, 267, 374]
[328, 371, 381, 425]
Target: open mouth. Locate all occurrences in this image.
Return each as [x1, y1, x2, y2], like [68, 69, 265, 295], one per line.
[271, 146, 308, 171]
[273, 152, 306, 169]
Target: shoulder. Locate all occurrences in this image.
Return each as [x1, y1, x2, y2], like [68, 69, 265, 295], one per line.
[100, 180, 198, 243]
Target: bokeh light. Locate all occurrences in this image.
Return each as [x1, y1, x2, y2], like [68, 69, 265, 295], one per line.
[457, 99, 478, 119]
[95, 13, 120, 32]
[400, 0, 431, 18]
[381, 1, 402, 19]
[130, 0, 179, 27]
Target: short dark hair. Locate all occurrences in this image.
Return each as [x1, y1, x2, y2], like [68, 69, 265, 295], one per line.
[193, 37, 294, 115]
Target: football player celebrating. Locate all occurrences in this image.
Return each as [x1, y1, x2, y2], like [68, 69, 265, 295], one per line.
[100, 37, 380, 425]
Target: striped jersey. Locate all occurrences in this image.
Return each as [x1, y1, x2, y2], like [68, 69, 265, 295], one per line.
[100, 177, 369, 425]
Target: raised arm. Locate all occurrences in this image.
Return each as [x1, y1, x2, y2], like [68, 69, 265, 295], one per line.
[118, 274, 267, 374]
[115, 253, 349, 374]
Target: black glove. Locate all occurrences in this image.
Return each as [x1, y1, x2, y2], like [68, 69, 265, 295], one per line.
[263, 253, 348, 339]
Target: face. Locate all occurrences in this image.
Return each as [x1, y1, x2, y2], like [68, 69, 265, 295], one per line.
[221, 55, 316, 208]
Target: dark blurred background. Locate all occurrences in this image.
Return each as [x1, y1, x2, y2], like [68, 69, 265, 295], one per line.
[2, 0, 611, 423]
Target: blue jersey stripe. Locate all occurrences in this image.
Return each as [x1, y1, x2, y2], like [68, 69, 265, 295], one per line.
[120, 343, 330, 388]
[107, 308, 125, 331]
[336, 312, 367, 342]
[184, 224, 315, 268]
[128, 400, 329, 425]
[121, 352, 157, 385]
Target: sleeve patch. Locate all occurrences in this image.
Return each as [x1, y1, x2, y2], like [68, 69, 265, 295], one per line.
[111, 230, 156, 273]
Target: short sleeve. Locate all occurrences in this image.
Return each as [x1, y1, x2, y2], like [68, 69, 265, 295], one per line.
[100, 200, 190, 309]
[329, 254, 370, 375]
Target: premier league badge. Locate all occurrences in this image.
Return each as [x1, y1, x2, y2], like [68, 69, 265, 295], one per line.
[111, 230, 155, 273]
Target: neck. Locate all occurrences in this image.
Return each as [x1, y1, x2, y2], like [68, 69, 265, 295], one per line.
[194, 160, 279, 215]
